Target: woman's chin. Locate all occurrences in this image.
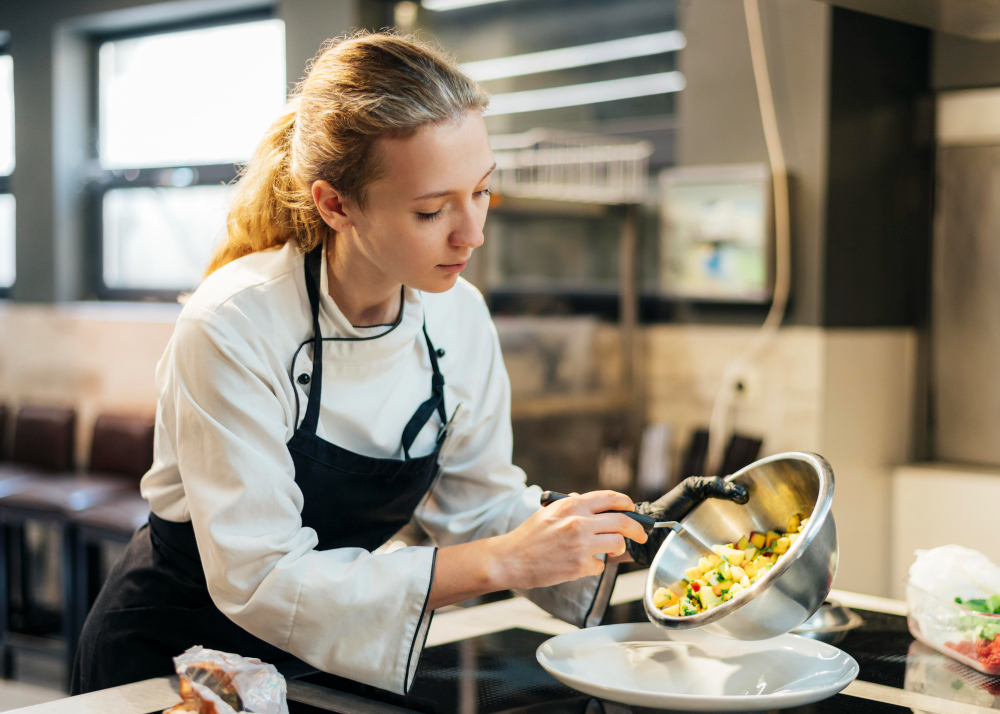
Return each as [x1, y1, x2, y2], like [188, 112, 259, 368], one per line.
[414, 272, 461, 294]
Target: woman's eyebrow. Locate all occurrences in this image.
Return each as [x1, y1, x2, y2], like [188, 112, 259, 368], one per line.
[412, 161, 497, 201]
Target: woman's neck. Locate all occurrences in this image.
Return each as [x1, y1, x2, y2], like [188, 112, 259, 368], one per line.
[325, 236, 402, 327]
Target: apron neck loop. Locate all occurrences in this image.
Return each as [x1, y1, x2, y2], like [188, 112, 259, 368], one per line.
[401, 320, 448, 460]
[299, 245, 325, 434]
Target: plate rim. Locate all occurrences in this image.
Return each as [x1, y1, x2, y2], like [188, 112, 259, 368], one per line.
[535, 622, 860, 707]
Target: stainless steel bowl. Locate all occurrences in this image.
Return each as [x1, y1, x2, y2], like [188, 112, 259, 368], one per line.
[644, 451, 838, 640]
[791, 600, 864, 645]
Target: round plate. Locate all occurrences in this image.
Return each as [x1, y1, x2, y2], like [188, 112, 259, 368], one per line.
[536, 622, 859, 711]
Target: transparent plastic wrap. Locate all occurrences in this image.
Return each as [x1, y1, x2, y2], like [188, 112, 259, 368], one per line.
[907, 583, 1000, 676]
[164, 646, 289, 714]
[906, 545, 1000, 676]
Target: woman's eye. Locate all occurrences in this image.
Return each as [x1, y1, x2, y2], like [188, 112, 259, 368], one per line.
[476, 188, 492, 198]
[417, 210, 443, 222]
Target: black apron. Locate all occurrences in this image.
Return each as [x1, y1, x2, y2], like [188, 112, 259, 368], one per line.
[71, 247, 448, 694]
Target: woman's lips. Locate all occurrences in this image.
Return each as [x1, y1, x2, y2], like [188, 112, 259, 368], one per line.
[438, 261, 468, 274]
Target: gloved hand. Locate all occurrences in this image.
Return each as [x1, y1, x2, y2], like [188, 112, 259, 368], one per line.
[626, 476, 749, 568]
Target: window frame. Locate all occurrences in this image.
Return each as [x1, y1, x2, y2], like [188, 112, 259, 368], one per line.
[85, 8, 280, 301]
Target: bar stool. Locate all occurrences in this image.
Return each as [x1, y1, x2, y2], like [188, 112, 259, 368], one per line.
[0, 405, 77, 680]
[0, 406, 136, 686]
[67, 413, 154, 659]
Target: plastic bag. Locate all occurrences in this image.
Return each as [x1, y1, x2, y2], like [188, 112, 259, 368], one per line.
[164, 646, 289, 714]
[909, 545, 1000, 601]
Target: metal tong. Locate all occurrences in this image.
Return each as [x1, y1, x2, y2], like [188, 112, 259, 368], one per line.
[539, 490, 717, 559]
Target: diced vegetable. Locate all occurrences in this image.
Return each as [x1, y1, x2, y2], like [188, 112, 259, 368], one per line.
[659, 513, 806, 618]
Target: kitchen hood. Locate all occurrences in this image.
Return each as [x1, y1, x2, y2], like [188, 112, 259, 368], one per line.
[817, 0, 1000, 40]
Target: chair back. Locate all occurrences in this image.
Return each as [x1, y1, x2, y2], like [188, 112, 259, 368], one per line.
[89, 413, 155, 479]
[11, 404, 77, 471]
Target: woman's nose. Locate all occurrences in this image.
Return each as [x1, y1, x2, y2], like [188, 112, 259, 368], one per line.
[450, 208, 485, 248]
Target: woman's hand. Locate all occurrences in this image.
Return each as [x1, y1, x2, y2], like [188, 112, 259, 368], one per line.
[427, 490, 647, 610]
[490, 490, 648, 591]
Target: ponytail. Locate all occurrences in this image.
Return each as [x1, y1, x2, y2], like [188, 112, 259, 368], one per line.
[205, 98, 324, 276]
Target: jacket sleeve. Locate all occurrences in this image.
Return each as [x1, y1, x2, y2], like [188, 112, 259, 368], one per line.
[153, 307, 436, 693]
[414, 311, 617, 628]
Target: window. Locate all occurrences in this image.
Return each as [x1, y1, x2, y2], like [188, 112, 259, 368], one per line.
[0, 46, 14, 293]
[402, 0, 680, 312]
[92, 15, 285, 297]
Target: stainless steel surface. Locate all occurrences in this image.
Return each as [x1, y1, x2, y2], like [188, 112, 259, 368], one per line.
[792, 600, 865, 645]
[652, 520, 718, 559]
[933, 145, 1000, 465]
[816, 0, 1000, 40]
[644, 451, 838, 640]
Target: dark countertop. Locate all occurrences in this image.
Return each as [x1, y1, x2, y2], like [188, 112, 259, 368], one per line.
[14, 579, 1000, 714]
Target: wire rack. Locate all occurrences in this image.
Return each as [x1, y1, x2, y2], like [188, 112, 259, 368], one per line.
[490, 129, 653, 205]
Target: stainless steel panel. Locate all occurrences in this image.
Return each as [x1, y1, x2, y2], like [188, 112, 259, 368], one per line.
[933, 146, 1000, 464]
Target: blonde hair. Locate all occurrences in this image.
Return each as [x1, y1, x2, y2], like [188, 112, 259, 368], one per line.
[205, 30, 490, 276]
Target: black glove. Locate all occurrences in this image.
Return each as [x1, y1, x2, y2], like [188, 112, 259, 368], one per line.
[626, 476, 749, 568]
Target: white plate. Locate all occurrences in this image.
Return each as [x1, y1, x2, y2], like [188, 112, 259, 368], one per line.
[536, 622, 859, 711]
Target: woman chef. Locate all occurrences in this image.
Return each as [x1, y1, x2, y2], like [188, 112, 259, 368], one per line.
[72, 32, 747, 695]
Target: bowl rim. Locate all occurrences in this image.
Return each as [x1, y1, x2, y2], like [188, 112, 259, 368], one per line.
[644, 451, 835, 628]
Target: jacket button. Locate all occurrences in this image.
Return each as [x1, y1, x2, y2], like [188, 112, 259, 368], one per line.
[436, 348, 446, 358]
[297, 373, 311, 385]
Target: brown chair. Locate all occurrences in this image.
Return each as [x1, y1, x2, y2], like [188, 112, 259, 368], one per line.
[68, 415, 154, 615]
[0, 404, 77, 680]
[0, 407, 143, 685]
[68, 413, 155, 679]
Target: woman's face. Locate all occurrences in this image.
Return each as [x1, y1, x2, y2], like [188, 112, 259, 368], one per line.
[316, 110, 495, 294]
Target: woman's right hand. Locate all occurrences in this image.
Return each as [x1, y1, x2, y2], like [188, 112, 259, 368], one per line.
[489, 490, 648, 591]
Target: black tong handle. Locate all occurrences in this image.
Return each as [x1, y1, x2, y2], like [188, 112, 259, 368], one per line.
[539, 490, 657, 533]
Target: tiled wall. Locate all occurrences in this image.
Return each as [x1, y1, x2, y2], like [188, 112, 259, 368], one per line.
[0, 304, 917, 596]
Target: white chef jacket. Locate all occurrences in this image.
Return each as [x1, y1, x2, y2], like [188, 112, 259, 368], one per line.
[140, 237, 618, 694]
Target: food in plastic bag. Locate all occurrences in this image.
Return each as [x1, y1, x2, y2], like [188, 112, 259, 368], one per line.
[909, 545, 1000, 601]
[164, 646, 289, 714]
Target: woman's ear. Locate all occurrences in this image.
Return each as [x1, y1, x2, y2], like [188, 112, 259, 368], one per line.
[312, 180, 353, 233]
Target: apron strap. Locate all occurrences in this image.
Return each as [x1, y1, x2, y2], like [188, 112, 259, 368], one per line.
[401, 322, 447, 460]
[298, 244, 445, 454]
[299, 246, 325, 434]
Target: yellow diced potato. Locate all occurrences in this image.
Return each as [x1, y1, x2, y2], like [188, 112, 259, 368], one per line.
[718, 546, 744, 566]
[740, 575, 750, 587]
[708, 554, 722, 567]
[685, 567, 703, 581]
[787, 514, 801, 533]
[653, 587, 678, 609]
[736, 535, 749, 551]
[743, 561, 758, 578]
[774, 536, 791, 554]
[698, 557, 714, 573]
[787, 533, 799, 545]
[662, 603, 681, 617]
[729, 582, 745, 597]
[729, 565, 746, 582]
[699, 587, 721, 610]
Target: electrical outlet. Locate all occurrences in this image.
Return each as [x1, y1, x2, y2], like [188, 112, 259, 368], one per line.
[732, 368, 760, 406]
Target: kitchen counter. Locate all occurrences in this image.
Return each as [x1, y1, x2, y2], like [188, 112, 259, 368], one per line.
[12, 571, 1000, 714]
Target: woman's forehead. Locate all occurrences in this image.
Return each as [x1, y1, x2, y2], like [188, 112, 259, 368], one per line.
[375, 113, 494, 197]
